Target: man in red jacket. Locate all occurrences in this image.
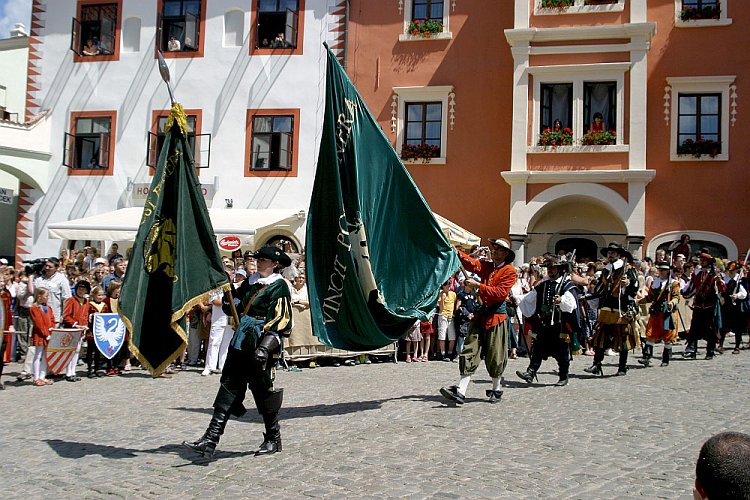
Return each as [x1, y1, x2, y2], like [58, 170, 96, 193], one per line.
[441, 238, 517, 405]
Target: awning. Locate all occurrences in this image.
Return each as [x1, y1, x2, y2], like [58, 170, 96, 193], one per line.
[48, 207, 307, 250]
[433, 213, 481, 248]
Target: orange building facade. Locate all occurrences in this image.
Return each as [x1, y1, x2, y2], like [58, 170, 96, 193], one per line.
[346, 0, 748, 263]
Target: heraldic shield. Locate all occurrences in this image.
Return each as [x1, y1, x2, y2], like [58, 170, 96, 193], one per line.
[93, 313, 127, 360]
[46, 327, 85, 375]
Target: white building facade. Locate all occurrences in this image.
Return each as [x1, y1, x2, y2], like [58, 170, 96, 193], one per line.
[11, 0, 349, 263]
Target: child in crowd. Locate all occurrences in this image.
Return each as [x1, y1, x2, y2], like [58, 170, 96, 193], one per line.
[86, 285, 111, 377]
[105, 281, 131, 371]
[403, 318, 422, 362]
[30, 287, 55, 386]
[455, 277, 478, 357]
[61, 279, 91, 382]
[419, 309, 435, 361]
[437, 280, 458, 361]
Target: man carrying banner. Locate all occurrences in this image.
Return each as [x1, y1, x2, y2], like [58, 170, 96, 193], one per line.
[440, 238, 517, 405]
[183, 245, 293, 458]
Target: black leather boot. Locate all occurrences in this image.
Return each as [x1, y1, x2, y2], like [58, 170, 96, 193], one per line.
[515, 368, 538, 384]
[256, 389, 283, 456]
[584, 362, 603, 376]
[661, 347, 671, 367]
[616, 350, 628, 376]
[182, 408, 230, 457]
[638, 344, 652, 367]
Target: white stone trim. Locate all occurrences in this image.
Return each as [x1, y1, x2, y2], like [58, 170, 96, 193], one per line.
[530, 63, 628, 147]
[528, 144, 629, 153]
[501, 169, 656, 185]
[674, 0, 732, 27]
[534, 0, 625, 16]
[667, 75, 734, 162]
[505, 23, 656, 44]
[647, 230, 738, 260]
[529, 43, 631, 55]
[400, 0, 452, 40]
[393, 85, 454, 164]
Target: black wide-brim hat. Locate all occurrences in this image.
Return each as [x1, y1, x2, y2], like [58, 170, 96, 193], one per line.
[254, 245, 292, 268]
[488, 238, 516, 263]
[600, 242, 632, 261]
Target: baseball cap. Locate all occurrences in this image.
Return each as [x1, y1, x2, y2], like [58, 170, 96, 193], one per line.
[95, 257, 107, 265]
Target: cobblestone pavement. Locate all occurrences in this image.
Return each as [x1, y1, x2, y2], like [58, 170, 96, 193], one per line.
[2, 345, 749, 499]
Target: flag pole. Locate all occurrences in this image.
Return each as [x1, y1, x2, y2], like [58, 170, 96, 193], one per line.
[155, 51, 241, 328]
[157, 51, 176, 105]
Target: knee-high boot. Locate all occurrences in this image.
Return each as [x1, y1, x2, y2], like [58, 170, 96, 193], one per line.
[661, 346, 672, 367]
[638, 343, 653, 367]
[182, 408, 230, 457]
[255, 389, 283, 456]
[617, 349, 628, 376]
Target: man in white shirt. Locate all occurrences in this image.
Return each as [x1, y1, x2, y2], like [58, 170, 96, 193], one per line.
[168, 35, 181, 51]
[28, 257, 71, 326]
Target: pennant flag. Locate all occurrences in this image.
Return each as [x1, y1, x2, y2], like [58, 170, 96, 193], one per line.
[46, 328, 85, 375]
[306, 44, 459, 351]
[93, 313, 127, 360]
[119, 103, 229, 376]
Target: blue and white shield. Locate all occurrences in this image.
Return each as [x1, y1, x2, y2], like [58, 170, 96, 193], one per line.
[93, 313, 127, 359]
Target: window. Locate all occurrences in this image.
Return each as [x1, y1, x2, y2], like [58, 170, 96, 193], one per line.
[64, 111, 117, 175]
[253, 0, 301, 51]
[400, 0, 451, 41]
[677, 93, 720, 148]
[413, 0, 443, 21]
[404, 102, 442, 156]
[250, 115, 293, 170]
[224, 9, 244, 47]
[245, 109, 300, 177]
[157, 0, 206, 57]
[70, 1, 121, 61]
[529, 63, 628, 149]
[667, 76, 734, 161]
[675, 0, 731, 26]
[393, 86, 454, 164]
[540, 84, 572, 133]
[147, 110, 210, 169]
[535, 0, 625, 15]
[583, 82, 616, 133]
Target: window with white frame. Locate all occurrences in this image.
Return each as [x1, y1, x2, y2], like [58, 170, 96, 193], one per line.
[667, 76, 735, 161]
[530, 64, 627, 148]
[393, 86, 454, 164]
[399, 0, 451, 41]
[675, 0, 731, 27]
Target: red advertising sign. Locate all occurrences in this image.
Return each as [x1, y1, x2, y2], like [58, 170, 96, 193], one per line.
[218, 235, 241, 251]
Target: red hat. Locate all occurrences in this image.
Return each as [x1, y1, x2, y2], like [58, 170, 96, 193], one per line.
[698, 252, 714, 262]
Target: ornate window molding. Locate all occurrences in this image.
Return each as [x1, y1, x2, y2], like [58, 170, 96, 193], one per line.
[399, 0, 453, 42]
[528, 63, 628, 151]
[393, 85, 455, 165]
[674, 0, 732, 28]
[667, 75, 735, 161]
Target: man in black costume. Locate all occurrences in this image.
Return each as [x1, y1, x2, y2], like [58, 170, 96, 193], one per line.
[183, 246, 293, 457]
[516, 257, 579, 386]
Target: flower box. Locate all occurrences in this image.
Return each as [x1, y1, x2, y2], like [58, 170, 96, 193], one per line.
[401, 143, 440, 162]
[540, 0, 575, 10]
[676, 138, 721, 158]
[680, 3, 720, 21]
[581, 129, 617, 146]
[408, 19, 444, 37]
[538, 127, 573, 147]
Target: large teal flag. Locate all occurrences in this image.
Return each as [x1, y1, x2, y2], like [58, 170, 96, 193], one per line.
[119, 104, 229, 376]
[306, 44, 459, 350]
